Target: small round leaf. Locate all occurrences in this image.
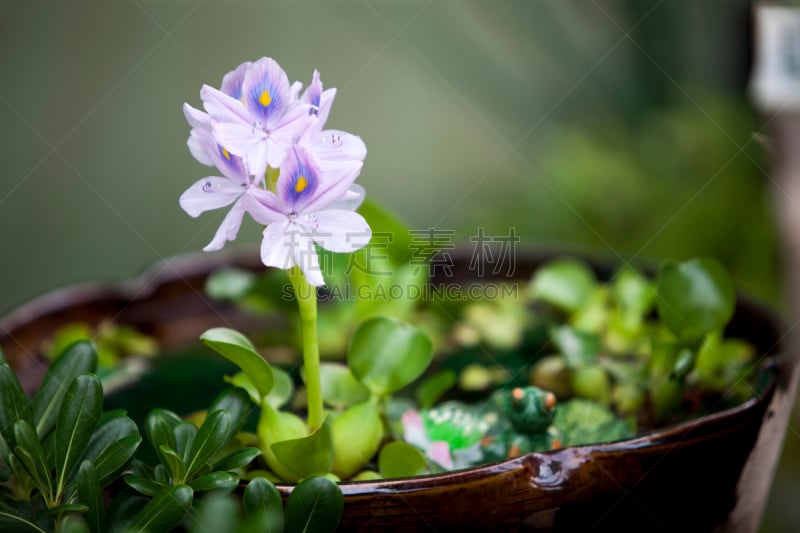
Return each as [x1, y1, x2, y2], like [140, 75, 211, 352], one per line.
[656, 258, 735, 341]
[348, 318, 433, 396]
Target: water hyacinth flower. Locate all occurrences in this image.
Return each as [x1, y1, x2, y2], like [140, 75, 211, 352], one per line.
[179, 116, 277, 251]
[181, 57, 371, 285]
[257, 147, 371, 286]
[202, 57, 309, 178]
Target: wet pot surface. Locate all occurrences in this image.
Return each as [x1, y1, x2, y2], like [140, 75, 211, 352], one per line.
[0, 249, 795, 532]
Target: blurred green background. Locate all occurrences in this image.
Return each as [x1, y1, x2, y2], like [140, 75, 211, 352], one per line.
[0, 0, 795, 530]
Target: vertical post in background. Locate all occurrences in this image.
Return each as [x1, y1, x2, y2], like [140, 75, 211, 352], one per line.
[747, 3, 800, 531]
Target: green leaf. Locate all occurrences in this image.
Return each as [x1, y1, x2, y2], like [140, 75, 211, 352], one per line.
[271, 418, 334, 481]
[243, 477, 284, 532]
[55, 374, 102, 496]
[77, 460, 104, 533]
[347, 318, 433, 396]
[318, 363, 370, 409]
[256, 401, 308, 482]
[212, 447, 262, 472]
[331, 401, 383, 480]
[92, 434, 141, 488]
[13, 420, 52, 499]
[378, 442, 427, 479]
[144, 410, 179, 467]
[173, 422, 197, 463]
[0, 508, 47, 533]
[128, 485, 193, 533]
[357, 199, 414, 265]
[187, 494, 241, 533]
[227, 368, 294, 409]
[185, 410, 231, 480]
[32, 341, 97, 438]
[47, 503, 89, 515]
[656, 257, 736, 341]
[284, 476, 343, 533]
[58, 514, 90, 533]
[208, 387, 252, 438]
[612, 266, 655, 329]
[529, 258, 597, 312]
[415, 370, 457, 409]
[0, 364, 34, 454]
[188, 471, 239, 493]
[124, 475, 165, 498]
[158, 445, 186, 484]
[105, 490, 147, 533]
[551, 325, 601, 368]
[77, 414, 140, 487]
[201, 328, 274, 398]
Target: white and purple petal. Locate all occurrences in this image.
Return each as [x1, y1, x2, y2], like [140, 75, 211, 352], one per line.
[203, 199, 247, 252]
[201, 85, 252, 125]
[221, 61, 251, 100]
[179, 176, 243, 218]
[242, 57, 291, 126]
[304, 209, 371, 253]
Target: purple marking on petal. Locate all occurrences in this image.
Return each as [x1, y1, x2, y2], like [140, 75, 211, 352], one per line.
[216, 144, 249, 182]
[302, 70, 322, 116]
[221, 61, 250, 100]
[283, 159, 319, 207]
[243, 58, 290, 125]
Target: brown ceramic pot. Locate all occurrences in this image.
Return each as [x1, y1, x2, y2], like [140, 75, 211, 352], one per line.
[0, 248, 795, 532]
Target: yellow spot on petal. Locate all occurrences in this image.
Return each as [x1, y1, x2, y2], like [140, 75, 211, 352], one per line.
[295, 176, 308, 193]
[259, 89, 272, 107]
[222, 148, 231, 160]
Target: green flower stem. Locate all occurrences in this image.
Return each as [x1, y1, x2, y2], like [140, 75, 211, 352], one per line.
[288, 266, 324, 431]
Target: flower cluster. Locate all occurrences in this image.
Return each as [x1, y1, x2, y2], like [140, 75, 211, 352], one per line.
[180, 57, 371, 286]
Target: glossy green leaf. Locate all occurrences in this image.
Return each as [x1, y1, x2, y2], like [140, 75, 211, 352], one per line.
[32, 341, 97, 438]
[348, 317, 433, 396]
[144, 410, 179, 467]
[243, 477, 284, 532]
[0, 364, 34, 454]
[208, 387, 251, 437]
[92, 434, 141, 488]
[77, 460, 104, 533]
[357, 199, 414, 265]
[13, 420, 51, 498]
[77, 414, 140, 487]
[378, 441, 427, 479]
[201, 328, 274, 398]
[124, 475, 165, 497]
[173, 422, 197, 463]
[158, 445, 186, 484]
[55, 374, 102, 496]
[185, 410, 231, 480]
[105, 489, 148, 533]
[271, 418, 334, 480]
[47, 503, 89, 515]
[128, 485, 193, 533]
[415, 370, 457, 409]
[318, 363, 370, 409]
[257, 400, 308, 482]
[227, 368, 294, 409]
[58, 514, 90, 533]
[212, 447, 262, 472]
[656, 257, 736, 341]
[529, 259, 597, 312]
[188, 471, 239, 493]
[0, 508, 47, 533]
[552, 325, 601, 368]
[284, 476, 343, 533]
[331, 401, 383, 479]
